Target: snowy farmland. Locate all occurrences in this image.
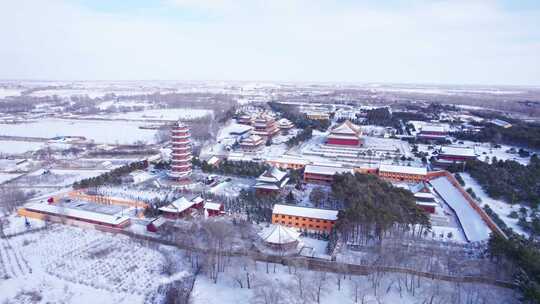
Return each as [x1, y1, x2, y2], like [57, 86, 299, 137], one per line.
[0, 119, 158, 144]
[0, 140, 44, 154]
[13, 169, 109, 187]
[107, 108, 213, 121]
[0, 225, 179, 304]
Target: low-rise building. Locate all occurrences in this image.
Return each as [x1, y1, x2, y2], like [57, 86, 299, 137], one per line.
[417, 125, 448, 140]
[378, 164, 428, 182]
[159, 196, 204, 218]
[254, 167, 290, 194]
[326, 120, 363, 146]
[304, 164, 353, 184]
[306, 111, 330, 120]
[272, 204, 338, 233]
[266, 156, 310, 170]
[239, 134, 264, 151]
[437, 146, 477, 162]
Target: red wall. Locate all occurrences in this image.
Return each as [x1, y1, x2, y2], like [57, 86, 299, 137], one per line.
[327, 138, 359, 146]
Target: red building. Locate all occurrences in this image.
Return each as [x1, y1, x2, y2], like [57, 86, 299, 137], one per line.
[303, 164, 353, 184]
[159, 196, 204, 219]
[237, 113, 253, 125]
[437, 146, 477, 162]
[204, 201, 225, 217]
[252, 114, 280, 138]
[417, 125, 448, 140]
[378, 164, 428, 182]
[254, 167, 290, 195]
[146, 217, 167, 232]
[327, 120, 363, 146]
[170, 121, 192, 184]
[239, 134, 264, 151]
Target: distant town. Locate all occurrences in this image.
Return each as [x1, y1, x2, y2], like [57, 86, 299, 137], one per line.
[1, 81, 539, 303]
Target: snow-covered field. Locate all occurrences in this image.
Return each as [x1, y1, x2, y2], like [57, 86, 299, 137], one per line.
[0, 88, 23, 98]
[0, 173, 23, 184]
[0, 119, 157, 144]
[0, 140, 44, 154]
[191, 260, 518, 304]
[107, 108, 213, 121]
[13, 169, 109, 187]
[0, 225, 172, 304]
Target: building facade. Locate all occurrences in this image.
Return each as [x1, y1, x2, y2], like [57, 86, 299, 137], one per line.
[326, 120, 363, 146]
[272, 204, 338, 233]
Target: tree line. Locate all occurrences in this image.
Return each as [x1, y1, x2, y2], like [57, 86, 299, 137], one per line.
[72, 160, 148, 189]
[332, 172, 430, 245]
[268, 102, 330, 131]
[465, 156, 540, 208]
[194, 158, 268, 178]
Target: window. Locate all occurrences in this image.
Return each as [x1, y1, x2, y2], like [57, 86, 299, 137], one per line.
[281, 221, 285, 224]
[281, 215, 285, 218]
[288, 216, 292, 219]
[288, 222, 292, 225]
[308, 224, 313, 228]
[316, 225, 320, 228]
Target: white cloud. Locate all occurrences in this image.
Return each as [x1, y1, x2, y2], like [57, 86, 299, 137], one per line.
[0, 0, 539, 85]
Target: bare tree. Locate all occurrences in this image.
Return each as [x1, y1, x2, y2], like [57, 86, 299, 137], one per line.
[251, 276, 285, 304]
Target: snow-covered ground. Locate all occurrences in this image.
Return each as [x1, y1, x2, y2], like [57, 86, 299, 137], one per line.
[0, 225, 175, 304]
[0, 172, 23, 184]
[0, 119, 158, 144]
[191, 260, 517, 304]
[96, 100, 152, 110]
[0, 88, 23, 98]
[13, 169, 109, 187]
[461, 173, 527, 236]
[107, 108, 213, 121]
[0, 140, 44, 154]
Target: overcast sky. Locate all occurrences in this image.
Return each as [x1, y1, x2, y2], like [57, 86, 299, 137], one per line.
[1, 0, 539, 85]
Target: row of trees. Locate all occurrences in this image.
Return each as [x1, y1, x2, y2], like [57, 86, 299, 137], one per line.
[72, 160, 148, 189]
[268, 102, 330, 131]
[286, 127, 313, 147]
[332, 173, 430, 245]
[194, 159, 268, 178]
[454, 121, 540, 149]
[465, 156, 540, 207]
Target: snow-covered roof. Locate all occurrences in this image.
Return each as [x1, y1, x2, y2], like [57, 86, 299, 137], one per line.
[415, 201, 438, 207]
[439, 146, 476, 157]
[204, 202, 222, 211]
[420, 125, 446, 133]
[379, 164, 427, 176]
[258, 224, 301, 244]
[430, 176, 491, 242]
[257, 167, 288, 183]
[228, 124, 253, 135]
[25, 203, 129, 226]
[266, 156, 310, 165]
[414, 192, 435, 200]
[304, 164, 353, 176]
[240, 134, 263, 144]
[273, 204, 338, 221]
[207, 156, 220, 166]
[331, 120, 361, 135]
[159, 197, 194, 213]
[149, 217, 167, 227]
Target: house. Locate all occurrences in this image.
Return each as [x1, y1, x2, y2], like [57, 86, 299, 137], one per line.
[437, 146, 477, 162]
[326, 120, 363, 146]
[146, 217, 167, 232]
[272, 204, 338, 233]
[378, 164, 427, 182]
[417, 125, 448, 140]
[303, 164, 353, 184]
[20, 203, 130, 228]
[239, 134, 264, 151]
[158, 196, 204, 219]
[204, 201, 224, 217]
[254, 167, 290, 194]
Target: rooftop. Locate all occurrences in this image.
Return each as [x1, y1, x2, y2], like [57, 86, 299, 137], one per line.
[273, 204, 338, 221]
[25, 203, 129, 226]
[379, 164, 427, 176]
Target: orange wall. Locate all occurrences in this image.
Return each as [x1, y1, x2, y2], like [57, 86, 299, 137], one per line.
[272, 213, 335, 233]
